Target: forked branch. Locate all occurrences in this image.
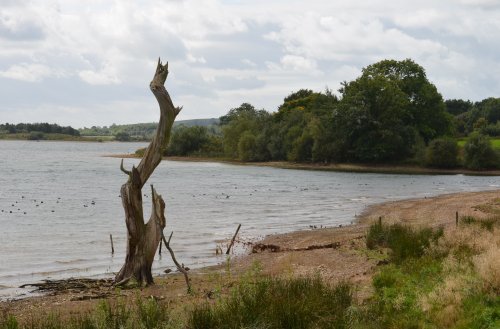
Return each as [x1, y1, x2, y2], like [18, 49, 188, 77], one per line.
[162, 231, 192, 293]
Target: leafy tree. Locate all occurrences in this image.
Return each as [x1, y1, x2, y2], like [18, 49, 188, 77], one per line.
[463, 132, 498, 169]
[270, 89, 338, 162]
[360, 59, 452, 143]
[475, 97, 500, 124]
[425, 138, 459, 168]
[220, 103, 261, 126]
[473, 117, 488, 131]
[331, 59, 451, 162]
[220, 103, 270, 159]
[114, 131, 131, 141]
[445, 99, 473, 116]
[456, 97, 500, 136]
[237, 131, 258, 161]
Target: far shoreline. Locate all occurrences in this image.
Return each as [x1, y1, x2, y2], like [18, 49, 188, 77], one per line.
[107, 153, 500, 176]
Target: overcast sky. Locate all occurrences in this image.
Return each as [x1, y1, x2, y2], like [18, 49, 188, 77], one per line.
[1, 0, 499, 128]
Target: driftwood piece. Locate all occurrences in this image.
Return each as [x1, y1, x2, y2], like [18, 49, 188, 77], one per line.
[252, 242, 341, 254]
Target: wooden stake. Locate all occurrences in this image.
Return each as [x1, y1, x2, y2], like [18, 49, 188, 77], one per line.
[226, 224, 241, 255]
[456, 211, 459, 226]
[110, 234, 114, 255]
[159, 238, 162, 255]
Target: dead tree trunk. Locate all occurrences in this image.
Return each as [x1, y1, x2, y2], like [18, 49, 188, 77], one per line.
[115, 58, 181, 286]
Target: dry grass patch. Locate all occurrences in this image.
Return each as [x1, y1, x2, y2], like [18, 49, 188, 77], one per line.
[474, 245, 500, 294]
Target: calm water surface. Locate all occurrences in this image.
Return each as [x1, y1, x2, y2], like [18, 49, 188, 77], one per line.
[0, 140, 498, 299]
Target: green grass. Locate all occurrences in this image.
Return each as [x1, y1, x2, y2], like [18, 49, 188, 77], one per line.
[491, 138, 500, 149]
[457, 137, 500, 150]
[0, 298, 172, 329]
[365, 256, 443, 328]
[188, 276, 353, 329]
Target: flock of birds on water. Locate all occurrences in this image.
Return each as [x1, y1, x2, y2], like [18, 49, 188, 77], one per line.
[0, 180, 396, 235]
[0, 195, 97, 216]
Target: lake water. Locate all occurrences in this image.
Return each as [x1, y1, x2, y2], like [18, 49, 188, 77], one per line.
[0, 140, 498, 300]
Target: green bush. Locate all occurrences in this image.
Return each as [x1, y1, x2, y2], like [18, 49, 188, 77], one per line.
[463, 132, 499, 169]
[425, 137, 459, 168]
[27, 131, 45, 140]
[366, 221, 443, 263]
[189, 277, 353, 329]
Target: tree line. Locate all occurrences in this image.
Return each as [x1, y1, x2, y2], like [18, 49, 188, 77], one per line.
[79, 119, 219, 141]
[0, 123, 80, 136]
[164, 59, 500, 170]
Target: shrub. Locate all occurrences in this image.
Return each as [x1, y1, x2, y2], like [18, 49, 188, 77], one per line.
[425, 137, 459, 168]
[366, 221, 443, 263]
[463, 132, 498, 169]
[114, 131, 131, 142]
[134, 147, 146, 157]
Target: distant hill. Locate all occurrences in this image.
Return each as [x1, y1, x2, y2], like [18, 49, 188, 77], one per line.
[79, 118, 220, 140]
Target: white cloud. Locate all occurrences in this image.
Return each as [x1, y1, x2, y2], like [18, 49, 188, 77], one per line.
[78, 62, 121, 85]
[460, 0, 500, 7]
[78, 70, 121, 85]
[0, 0, 499, 126]
[241, 59, 257, 67]
[280, 55, 317, 72]
[0, 63, 54, 82]
[187, 54, 207, 64]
